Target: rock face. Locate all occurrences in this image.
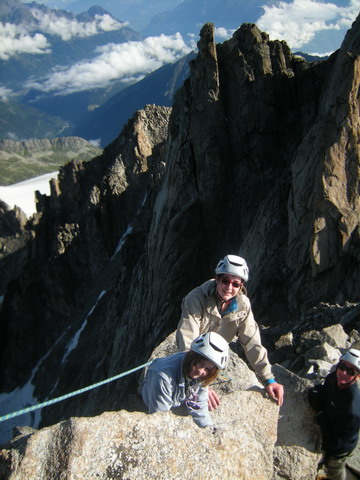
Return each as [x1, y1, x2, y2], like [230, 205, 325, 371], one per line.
[0, 201, 30, 298]
[285, 24, 360, 309]
[0, 17, 359, 475]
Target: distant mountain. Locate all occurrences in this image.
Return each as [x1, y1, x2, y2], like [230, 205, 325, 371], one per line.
[0, 3, 141, 93]
[0, 136, 102, 185]
[74, 52, 196, 146]
[22, 81, 130, 130]
[0, 1, 143, 141]
[0, 98, 73, 141]
[67, 0, 182, 31]
[0, 1, 197, 142]
[294, 52, 329, 62]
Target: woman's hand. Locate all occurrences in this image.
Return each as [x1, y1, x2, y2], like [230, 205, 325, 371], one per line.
[265, 382, 284, 406]
[207, 387, 221, 410]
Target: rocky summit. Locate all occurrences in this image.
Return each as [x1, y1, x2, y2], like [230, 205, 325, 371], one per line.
[0, 14, 359, 480]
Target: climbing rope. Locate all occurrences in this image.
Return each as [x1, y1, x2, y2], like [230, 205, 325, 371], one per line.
[0, 360, 153, 424]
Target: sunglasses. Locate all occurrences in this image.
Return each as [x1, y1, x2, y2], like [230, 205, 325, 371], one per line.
[337, 362, 359, 376]
[220, 277, 242, 288]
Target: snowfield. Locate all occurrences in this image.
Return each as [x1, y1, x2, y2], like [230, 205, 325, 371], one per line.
[0, 171, 58, 217]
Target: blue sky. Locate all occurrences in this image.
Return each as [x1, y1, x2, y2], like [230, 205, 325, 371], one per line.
[28, 0, 359, 52]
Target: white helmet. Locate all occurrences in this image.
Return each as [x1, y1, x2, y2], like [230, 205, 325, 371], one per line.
[215, 254, 249, 282]
[340, 348, 360, 372]
[190, 332, 229, 369]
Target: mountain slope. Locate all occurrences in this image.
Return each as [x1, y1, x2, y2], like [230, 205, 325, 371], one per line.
[0, 98, 72, 141]
[0, 3, 141, 91]
[0, 1, 142, 140]
[74, 51, 195, 146]
[0, 137, 102, 185]
[67, 0, 182, 31]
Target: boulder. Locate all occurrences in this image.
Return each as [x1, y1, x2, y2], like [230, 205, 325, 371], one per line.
[320, 324, 350, 350]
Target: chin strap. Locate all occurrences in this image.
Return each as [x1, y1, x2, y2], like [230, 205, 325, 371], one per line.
[218, 296, 238, 316]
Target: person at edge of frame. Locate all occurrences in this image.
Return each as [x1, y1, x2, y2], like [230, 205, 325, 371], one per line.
[308, 348, 360, 480]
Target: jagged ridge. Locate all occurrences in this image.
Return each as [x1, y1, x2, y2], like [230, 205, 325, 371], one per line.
[0, 16, 359, 455]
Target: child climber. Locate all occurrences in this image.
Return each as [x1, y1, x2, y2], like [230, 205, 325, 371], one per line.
[308, 348, 360, 480]
[141, 332, 228, 427]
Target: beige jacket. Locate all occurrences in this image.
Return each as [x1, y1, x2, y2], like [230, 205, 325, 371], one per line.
[176, 280, 273, 382]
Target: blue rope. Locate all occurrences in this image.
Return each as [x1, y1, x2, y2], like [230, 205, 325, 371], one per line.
[0, 360, 153, 424]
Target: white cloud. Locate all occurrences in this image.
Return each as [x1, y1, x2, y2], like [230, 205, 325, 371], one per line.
[0, 85, 15, 102]
[89, 139, 102, 148]
[96, 13, 128, 32]
[26, 33, 192, 95]
[0, 171, 57, 217]
[185, 33, 198, 51]
[30, 9, 128, 41]
[5, 132, 18, 141]
[0, 11, 128, 60]
[337, 0, 360, 27]
[0, 23, 51, 60]
[257, 0, 360, 50]
[215, 27, 236, 40]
